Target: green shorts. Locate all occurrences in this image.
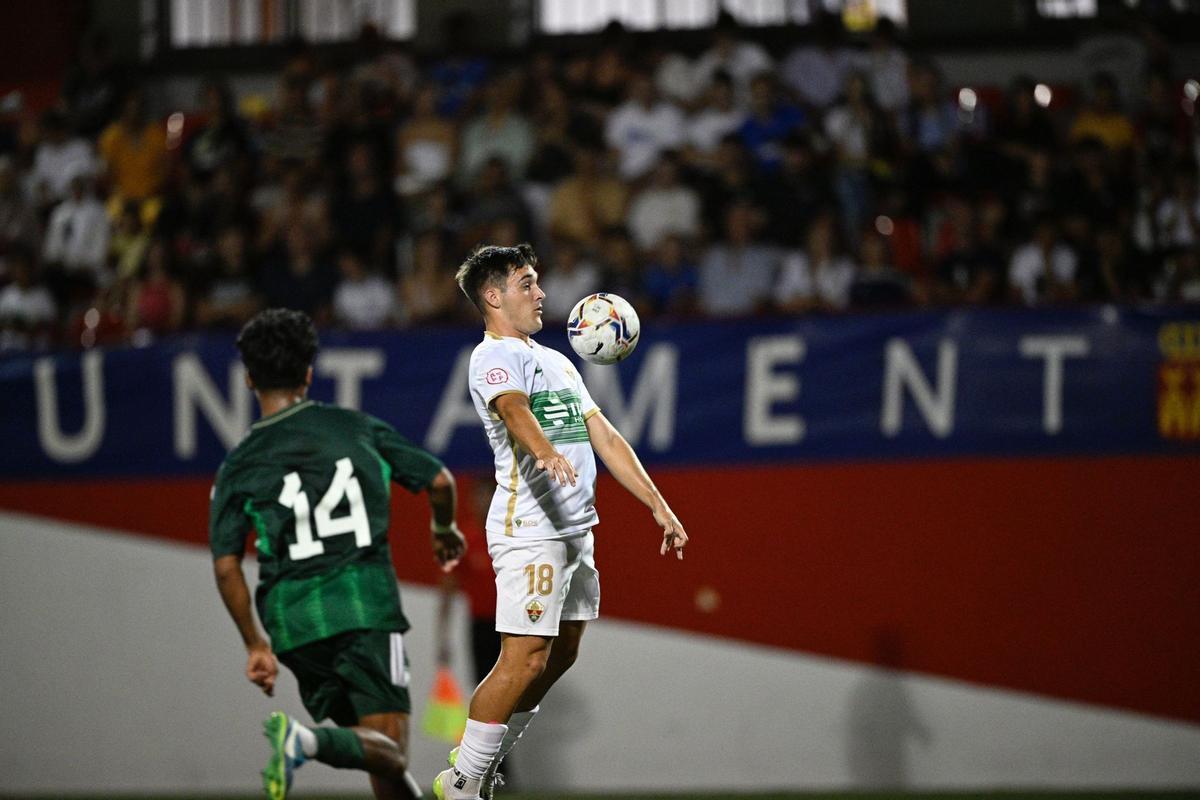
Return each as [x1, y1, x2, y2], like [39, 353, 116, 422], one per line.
[277, 629, 411, 726]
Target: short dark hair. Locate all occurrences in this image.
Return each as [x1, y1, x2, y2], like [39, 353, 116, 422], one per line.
[236, 308, 318, 390]
[455, 243, 538, 312]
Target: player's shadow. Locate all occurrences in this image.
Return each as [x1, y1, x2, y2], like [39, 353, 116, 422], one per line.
[511, 676, 592, 790]
[844, 627, 932, 788]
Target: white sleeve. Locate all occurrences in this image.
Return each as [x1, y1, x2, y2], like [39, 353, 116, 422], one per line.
[471, 342, 536, 409]
[578, 371, 600, 420]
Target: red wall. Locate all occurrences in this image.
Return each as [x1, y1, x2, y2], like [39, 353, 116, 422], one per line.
[2, 454, 1196, 724]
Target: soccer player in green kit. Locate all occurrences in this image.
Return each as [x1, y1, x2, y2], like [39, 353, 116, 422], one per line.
[210, 308, 466, 800]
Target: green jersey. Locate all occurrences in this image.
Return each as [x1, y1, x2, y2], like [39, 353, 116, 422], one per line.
[209, 400, 443, 653]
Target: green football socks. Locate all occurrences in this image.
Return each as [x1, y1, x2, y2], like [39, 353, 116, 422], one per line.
[314, 726, 367, 769]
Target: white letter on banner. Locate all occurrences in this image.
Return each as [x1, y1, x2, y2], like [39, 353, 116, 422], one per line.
[582, 344, 677, 450]
[881, 339, 958, 438]
[425, 346, 481, 454]
[1019, 335, 1089, 434]
[174, 354, 251, 458]
[34, 351, 106, 463]
[744, 335, 806, 445]
[316, 349, 385, 410]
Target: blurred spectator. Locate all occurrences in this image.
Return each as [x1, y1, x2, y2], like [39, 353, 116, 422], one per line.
[255, 162, 330, 253]
[596, 227, 647, 310]
[29, 110, 97, 208]
[1137, 69, 1191, 173]
[61, 31, 126, 137]
[626, 154, 701, 251]
[900, 60, 960, 157]
[193, 225, 260, 329]
[261, 74, 324, 167]
[98, 88, 168, 210]
[859, 18, 909, 115]
[1069, 72, 1135, 155]
[685, 72, 747, 163]
[694, 135, 755, 237]
[691, 12, 774, 104]
[1158, 246, 1200, 302]
[65, 284, 127, 349]
[1008, 215, 1079, 305]
[185, 78, 252, 180]
[258, 223, 336, 320]
[642, 235, 699, 317]
[698, 202, 778, 317]
[848, 229, 914, 309]
[738, 73, 807, 172]
[932, 197, 1005, 305]
[461, 157, 532, 249]
[526, 80, 602, 187]
[605, 74, 685, 181]
[428, 12, 491, 117]
[43, 171, 111, 300]
[332, 141, 399, 270]
[395, 84, 458, 196]
[758, 133, 834, 247]
[0, 247, 56, 351]
[109, 201, 150, 282]
[333, 248, 397, 330]
[994, 76, 1058, 200]
[126, 239, 185, 336]
[548, 146, 628, 248]
[458, 73, 534, 185]
[1086, 228, 1147, 302]
[589, 25, 636, 108]
[539, 239, 602, 321]
[1155, 166, 1200, 248]
[652, 45, 702, 108]
[0, 156, 39, 265]
[780, 13, 855, 112]
[825, 72, 888, 247]
[776, 213, 857, 312]
[400, 232, 460, 324]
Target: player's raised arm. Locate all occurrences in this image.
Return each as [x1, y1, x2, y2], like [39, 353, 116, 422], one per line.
[493, 391, 577, 487]
[584, 410, 688, 559]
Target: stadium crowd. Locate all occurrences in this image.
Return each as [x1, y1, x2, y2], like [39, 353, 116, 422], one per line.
[1, 13, 1199, 351]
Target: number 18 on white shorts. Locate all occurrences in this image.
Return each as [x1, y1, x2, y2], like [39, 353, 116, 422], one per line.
[488, 531, 600, 636]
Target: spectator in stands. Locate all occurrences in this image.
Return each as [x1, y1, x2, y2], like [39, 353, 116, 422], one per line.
[685, 72, 747, 168]
[460, 156, 532, 249]
[0, 246, 57, 352]
[825, 72, 888, 249]
[258, 223, 336, 321]
[605, 73, 685, 181]
[255, 161, 330, 253]
[1155, 165, 1200, 248]
[588, 23, 637, 108]
[698, 201, 779, 317]
[738, 73, 807, 172]
[652, 44, 702, 109]
[61, 30, 126, 137]
[692, 12, 774, 105]
[1159, 246, 1200, 302]
[538, 239, 601, 321]
[758, 132, 834, 247]
[261, 74, 324, 168]
[776, 212, 857, 313]
[125, 238, 185, 336]
[994, 76, 1059, 200]
[458, 72, 534, 186]
[1069, 72, 1135, 155]
[860, 18, 909, 116]
[932, 197, 1005, 305]
[1137, 68, 1191, 173]
[193, 224, 260, 330]
[0, 156, 39, 268]
[43, 170, 111, 305]
[110, 201, 150, 282]
[395, 84, 458, 196]
[1008, 215, 1079, 305]
[427, 11, 491, 117]
[29, 109, 97, 209]
[626, 153, 701, 252]
[694, 135, 755, 238]
[547, 145, 628, 249]
[780, 12, 855, 113]
[526, 79, 602, 188]
[332, 141, 399, 271]
[185, 78, 252, 180]
[900, 60, 959, 157]
[596, 226, 648, 311]
[849, 229, 915, 309]
[643, 234, 699, 318]
[399, 231, 459, 324]
[333, 248, 397, 330]
[98, 88, 168, 213]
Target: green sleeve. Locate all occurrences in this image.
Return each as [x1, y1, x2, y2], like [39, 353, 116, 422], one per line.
[209, 462, 251, 558]
[369, 415, 444, 493]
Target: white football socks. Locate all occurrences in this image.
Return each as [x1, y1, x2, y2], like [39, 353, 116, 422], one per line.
[492, 705, 539, 770]
[294, 721, 318, 757]
[455, 719, 508, 779]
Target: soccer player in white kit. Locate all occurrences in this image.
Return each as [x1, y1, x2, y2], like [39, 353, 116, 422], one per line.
[433, 244, 688, 800]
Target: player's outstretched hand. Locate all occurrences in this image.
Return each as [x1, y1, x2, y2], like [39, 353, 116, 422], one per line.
[654, 505, 688, 560]
[535, 451, 577, 487]
[432, 522, 467, 573]
[246, 643, 278, 697]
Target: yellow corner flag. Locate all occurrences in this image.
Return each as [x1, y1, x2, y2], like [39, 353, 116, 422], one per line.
[422, 666, 468, 743]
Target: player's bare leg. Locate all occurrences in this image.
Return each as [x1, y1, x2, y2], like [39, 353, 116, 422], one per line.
[513, 620, 585, 712]
[356, 712, 423, 799]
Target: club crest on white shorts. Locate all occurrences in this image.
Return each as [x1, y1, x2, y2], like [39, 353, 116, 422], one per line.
[525, 599, 545, 623]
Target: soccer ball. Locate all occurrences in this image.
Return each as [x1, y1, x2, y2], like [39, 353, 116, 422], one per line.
[566, 293, 640, 365]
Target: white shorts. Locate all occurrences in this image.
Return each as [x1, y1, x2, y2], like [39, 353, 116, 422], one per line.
[488, 531, 600, 636]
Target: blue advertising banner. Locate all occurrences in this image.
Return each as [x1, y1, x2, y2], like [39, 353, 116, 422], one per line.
[0, 307, 1196, 480]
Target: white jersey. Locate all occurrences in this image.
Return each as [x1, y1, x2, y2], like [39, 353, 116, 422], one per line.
[469, 332, 601, 539]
